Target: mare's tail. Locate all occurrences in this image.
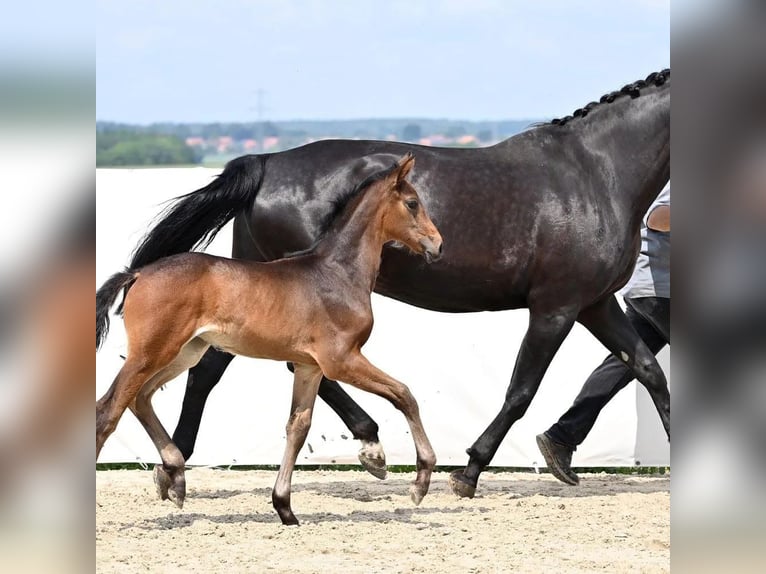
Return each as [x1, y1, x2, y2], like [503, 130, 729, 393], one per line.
[129, 154, 265, 269]
[96, 271, 137, 350]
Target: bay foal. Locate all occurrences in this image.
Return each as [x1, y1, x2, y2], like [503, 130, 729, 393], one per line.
[96, 154, 442, 525]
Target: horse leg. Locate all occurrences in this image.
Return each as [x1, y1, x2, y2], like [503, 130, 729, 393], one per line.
[136, 340, 210, 507]
[153, 349, 233, 500]
[97, 361, 146, 460]
[449, 310, 577, 498]
[317, 377, 386, 479]
[171, 348, 234, 460]
[540, 297, 669, 485]
[288, 362, 386, 479]
[320, 352, 436, 505]
[131, 382, 186, 509]
[272, 363, 323, 526]
[576, 295, 670, 438]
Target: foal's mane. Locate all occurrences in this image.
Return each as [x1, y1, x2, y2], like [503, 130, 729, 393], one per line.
[285, 160, 401, 258]
[548, 68, 670, 127]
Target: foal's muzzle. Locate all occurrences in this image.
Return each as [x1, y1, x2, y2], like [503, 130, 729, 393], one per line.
[421, 237, 444, 263]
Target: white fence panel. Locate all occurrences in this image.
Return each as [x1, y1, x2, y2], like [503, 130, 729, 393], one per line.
[97, 168, 669, 468]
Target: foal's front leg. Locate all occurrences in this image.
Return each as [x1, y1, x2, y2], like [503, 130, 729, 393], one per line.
[272, 363, 323, 526]
[320, 352, 436, 505]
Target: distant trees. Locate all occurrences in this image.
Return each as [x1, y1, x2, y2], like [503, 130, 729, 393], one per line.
[401, 123, 422, 142]
[97, 132, 201, 166]
[476, 129, 494, 143]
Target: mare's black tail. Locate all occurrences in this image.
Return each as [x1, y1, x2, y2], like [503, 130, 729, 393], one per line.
[129, 154, 265, 269]
[96, 271, 137, 350]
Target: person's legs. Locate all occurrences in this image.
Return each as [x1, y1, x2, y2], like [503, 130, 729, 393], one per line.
[538, 297, 669, 484]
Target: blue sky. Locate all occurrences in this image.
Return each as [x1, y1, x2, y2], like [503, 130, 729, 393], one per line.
[97, 0, 669, 123]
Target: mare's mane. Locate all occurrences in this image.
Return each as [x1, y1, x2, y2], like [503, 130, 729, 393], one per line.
[548, 68, 670, 127]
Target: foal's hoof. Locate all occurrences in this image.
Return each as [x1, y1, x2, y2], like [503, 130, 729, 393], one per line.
[358, 440, 387, 480]
[448, 470, 477, 499]
[167, 479, 186, 510]
[409, 482, 428, 506]
[155, 464, 186, 509]
[153, 465, 172, 501]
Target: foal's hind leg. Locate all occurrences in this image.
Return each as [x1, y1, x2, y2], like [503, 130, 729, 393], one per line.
[138, 339, 211, 507]
[97, 360, 152, 459]
[272, 363, 323, 526]
[577, 295, 670, 438]
[320, 351, 436, 505]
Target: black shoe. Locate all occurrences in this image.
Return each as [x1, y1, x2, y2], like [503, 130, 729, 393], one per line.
[536, 433, 580, 486]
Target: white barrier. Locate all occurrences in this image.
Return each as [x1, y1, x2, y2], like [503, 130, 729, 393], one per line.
[97, 167, 669, 468]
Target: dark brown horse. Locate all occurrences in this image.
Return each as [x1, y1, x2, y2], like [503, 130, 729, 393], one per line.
[96, 154, 443, 525]
[124, 69, 670, 497]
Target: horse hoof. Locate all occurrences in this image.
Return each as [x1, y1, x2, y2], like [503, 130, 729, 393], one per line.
[448, 470, 476, 499]
[278, 512, 300, 527]
[167, 482, 186, 509]
[358, 440, 387, 480]
[153, 465, 171, 501]
[409, 482, 427, 506]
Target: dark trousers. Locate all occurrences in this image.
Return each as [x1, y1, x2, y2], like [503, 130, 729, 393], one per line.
[546, 296, 670, 450]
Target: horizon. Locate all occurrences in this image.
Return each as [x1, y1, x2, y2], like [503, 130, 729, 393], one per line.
[96, 117, 543, 125]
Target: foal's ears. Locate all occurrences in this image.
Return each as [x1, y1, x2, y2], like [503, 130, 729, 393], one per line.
[394, 153, 415, 185]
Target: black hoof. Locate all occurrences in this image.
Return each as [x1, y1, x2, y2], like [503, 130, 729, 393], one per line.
[277, 510, 300, 526]
[448, 470, 477, 499]
[536, 433, 579, 486]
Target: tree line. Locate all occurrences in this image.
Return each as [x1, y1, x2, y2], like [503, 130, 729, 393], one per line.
[97, 131, 202, 167]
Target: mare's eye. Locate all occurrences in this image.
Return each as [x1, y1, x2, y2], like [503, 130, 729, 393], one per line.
[405, 199, 418, 211]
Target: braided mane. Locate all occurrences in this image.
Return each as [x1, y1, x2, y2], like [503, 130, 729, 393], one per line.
[551, 68, 670, 126]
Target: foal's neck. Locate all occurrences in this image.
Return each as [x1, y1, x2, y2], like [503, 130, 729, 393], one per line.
[313, 188, 389, 292]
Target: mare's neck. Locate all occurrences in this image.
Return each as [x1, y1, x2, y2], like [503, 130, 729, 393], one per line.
[578, 86, 670, 229]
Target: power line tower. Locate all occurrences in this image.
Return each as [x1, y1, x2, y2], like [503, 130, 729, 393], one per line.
[249, 88, 268, 152]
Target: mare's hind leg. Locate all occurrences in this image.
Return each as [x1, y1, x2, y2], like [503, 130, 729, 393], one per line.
[450, 309, 577, 498]
[288, 363, 387, 479]
[171, 347, 234, 461]
[272, 363, 323, 526]
[319, 351, 436, 506]
[576, 295, 670, 437]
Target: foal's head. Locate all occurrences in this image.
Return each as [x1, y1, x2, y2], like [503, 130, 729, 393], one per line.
[379, 153, 443, 263]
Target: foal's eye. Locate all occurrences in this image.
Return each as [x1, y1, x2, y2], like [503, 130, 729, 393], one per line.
[405, 199, 419, 211]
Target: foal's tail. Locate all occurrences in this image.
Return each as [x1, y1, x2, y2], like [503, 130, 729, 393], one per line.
[96, 270, 137, 350]
[129, 154, 266, 269]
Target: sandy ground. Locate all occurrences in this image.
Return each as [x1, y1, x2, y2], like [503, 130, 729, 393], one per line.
[96, 468, 669, 573]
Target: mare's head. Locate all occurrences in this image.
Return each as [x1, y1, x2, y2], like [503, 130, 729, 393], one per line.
[378, 153, 443, 263]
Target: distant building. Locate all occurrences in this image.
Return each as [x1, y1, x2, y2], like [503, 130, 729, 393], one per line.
[457, 135, 478, 145]
[217, 136, 233, 152]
